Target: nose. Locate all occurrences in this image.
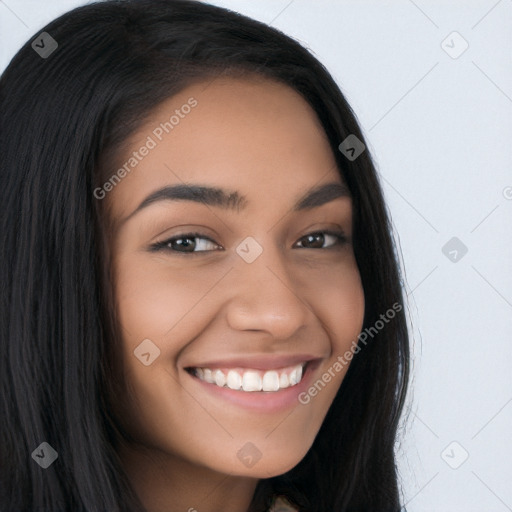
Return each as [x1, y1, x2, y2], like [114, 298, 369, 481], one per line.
[225, 240, 311, 339]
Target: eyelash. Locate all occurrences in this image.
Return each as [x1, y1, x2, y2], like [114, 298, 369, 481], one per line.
[149, 229, 349, 255]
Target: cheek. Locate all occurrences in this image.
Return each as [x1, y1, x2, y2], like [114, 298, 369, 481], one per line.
[113, 252, 222, 340]
[329, 275, 365, 353]
[302, 257, 365, 351]
[304, 264, 364, 396]
[110, 255, 207, 446]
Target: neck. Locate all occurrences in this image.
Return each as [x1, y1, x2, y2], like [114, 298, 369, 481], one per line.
[117, 440, 261, 512]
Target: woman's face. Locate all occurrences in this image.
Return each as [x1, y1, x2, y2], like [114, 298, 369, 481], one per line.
[106, 76, 365, 478]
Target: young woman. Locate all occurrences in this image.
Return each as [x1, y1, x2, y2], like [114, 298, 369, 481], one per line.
[0, 1, 410, 511]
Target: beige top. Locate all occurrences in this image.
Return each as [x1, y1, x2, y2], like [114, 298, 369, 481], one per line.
[268, 495, 298, 511]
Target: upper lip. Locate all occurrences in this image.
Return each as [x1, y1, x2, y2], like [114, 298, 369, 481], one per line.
[185, 354, 323, 371]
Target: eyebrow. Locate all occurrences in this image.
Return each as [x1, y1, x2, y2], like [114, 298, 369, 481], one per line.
[118, 181, 350, 228]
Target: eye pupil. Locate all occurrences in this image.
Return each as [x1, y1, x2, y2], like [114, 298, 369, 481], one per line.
[304, 233, 324, 248]
[174, 237, 195, 251]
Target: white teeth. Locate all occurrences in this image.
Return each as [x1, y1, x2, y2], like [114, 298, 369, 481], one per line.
[262, 371, 280, 391]
[191, 363, 306, 392]
[242, 371, 262, 392]
[214, 369, 226, 387]
[226, 370, 242, 390]
[289, 365, 303, 386]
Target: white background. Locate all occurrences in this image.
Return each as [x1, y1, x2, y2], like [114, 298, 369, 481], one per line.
[1, 1, 511, 510]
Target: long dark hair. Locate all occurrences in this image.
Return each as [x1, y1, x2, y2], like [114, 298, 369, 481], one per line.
[0, 1, 410, 510]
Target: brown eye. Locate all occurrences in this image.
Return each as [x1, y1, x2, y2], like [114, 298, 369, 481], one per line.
[150, 232, 221, 254]
[295, 231, 347, 249]
[169, 236, 197, 252]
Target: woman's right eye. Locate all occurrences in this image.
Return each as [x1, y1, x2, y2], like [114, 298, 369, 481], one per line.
[149, 232, 223, 255]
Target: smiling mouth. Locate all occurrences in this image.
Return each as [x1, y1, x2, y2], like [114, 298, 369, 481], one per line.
[185, 362, 308, 392]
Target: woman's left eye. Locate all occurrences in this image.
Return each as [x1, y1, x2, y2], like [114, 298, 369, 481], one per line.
[294, 231, 347, 249]
[149, 230, 347, 255]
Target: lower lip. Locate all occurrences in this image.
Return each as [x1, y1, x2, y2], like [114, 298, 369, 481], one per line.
[185, 360, 321, 413]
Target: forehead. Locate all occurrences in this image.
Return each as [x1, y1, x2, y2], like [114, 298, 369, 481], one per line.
[105, 76, 345, 221]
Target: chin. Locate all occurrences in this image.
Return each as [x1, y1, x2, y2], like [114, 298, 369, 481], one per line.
[259, 458, 303, 478]
[222, 450, 306, 479]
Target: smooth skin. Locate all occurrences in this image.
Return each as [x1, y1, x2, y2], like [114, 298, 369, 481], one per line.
[105, 75, 365, 512]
